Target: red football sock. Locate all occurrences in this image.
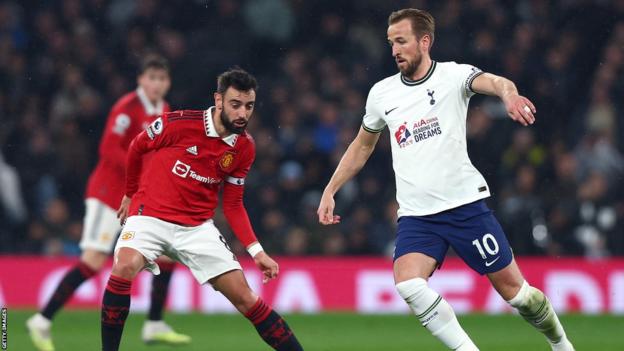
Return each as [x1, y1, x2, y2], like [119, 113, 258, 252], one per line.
[101, 275, 132, 351]
[244, 298, 303, 351]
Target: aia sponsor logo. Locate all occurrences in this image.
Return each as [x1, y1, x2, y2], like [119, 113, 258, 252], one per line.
[394, 117, 443, 148]
[394, 122, 412, 147]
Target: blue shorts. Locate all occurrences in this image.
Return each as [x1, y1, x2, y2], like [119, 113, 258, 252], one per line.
[394, 200, 513, 275]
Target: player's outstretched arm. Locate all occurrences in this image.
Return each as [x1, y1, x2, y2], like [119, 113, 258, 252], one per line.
[318, 126, 380, 225]
[471, 72, 536, 126]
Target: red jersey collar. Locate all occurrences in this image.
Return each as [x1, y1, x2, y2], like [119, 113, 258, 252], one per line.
[136, 87, 165, 115]
[204, 107, 239, 147]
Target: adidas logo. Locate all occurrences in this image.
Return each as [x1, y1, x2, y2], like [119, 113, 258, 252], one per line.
[186, 145, 198, 155]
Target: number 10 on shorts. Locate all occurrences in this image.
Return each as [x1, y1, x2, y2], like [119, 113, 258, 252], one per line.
[472, 233, 499, 259]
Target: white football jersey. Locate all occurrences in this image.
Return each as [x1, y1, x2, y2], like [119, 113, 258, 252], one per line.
[362, 61, 490, 217]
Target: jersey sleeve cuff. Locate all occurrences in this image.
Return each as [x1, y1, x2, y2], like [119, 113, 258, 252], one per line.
[246, 242, 264, 257]
[362, 123, 384, 133]
[467, 70, 485, 94]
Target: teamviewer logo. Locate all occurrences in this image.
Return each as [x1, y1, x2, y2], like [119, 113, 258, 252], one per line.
[172, 160, 191, 178]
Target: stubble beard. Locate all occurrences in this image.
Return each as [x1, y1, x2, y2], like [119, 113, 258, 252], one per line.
[220, 104, 247, 134]
[398, 53, 423, 79]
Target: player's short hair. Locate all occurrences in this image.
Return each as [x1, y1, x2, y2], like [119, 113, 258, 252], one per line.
[139, 54, 170, 75]
[388, 8, 435, 44]
[216, 67, 258, 95]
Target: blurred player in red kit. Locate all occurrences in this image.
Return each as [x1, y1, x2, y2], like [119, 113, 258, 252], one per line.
[101, 68, 304, 351]
[27, 55, 190, 351]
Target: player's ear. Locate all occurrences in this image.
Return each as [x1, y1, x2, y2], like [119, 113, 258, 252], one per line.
[420, 34, 432, 52]
[214, 92, 222, 109]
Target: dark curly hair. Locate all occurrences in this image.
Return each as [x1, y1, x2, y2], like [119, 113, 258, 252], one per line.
[216, 67, 258, 94]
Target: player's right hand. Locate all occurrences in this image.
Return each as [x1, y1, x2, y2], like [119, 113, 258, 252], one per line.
[317, 192, 341, 225]
[116, 195, 132, 225]
[253, 251, 279, 284]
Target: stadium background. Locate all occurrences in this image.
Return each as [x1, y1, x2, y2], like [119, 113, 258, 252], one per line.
[0, 0, 623, 350]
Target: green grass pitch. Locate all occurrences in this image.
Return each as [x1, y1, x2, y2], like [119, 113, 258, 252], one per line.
[6, 310, 623, 350]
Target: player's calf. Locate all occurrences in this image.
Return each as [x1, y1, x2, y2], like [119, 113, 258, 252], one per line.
[102, 248, 146, 351]
[142, 260, 192, 345]
[101, 275, 132, 351]
[40, 261, 97, 321]
[28, 248, 104, 351]
[396, 278, 479, 351]
[147, 259, 176, 321]
[244, 297, 303, 351]
[507, 281, 575, 350]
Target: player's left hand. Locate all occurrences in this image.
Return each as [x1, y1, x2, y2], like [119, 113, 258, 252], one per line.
[503, 94, 536, 126]
[253, 251, 279, 284]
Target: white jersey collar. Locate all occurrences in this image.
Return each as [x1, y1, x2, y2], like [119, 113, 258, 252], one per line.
[400, 61, 437, 86]
[136, 87, 164, 115]
[204, 107, 239, 147]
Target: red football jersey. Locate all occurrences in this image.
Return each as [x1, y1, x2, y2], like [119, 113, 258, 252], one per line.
[125, 108, 258, 246]
[85, 88, 170, 209]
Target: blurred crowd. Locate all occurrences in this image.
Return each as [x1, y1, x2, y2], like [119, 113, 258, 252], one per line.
[1, 0, 623, 258]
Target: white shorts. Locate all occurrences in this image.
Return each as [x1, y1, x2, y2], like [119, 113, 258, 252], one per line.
[79, 198, 121, 253]
[115, 215, 242, 284]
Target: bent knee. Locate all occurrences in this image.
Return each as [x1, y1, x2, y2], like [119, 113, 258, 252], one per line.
[112, 261, 141, 280]
[112, 249, 145, 279]
[393, 253, 437, 283]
